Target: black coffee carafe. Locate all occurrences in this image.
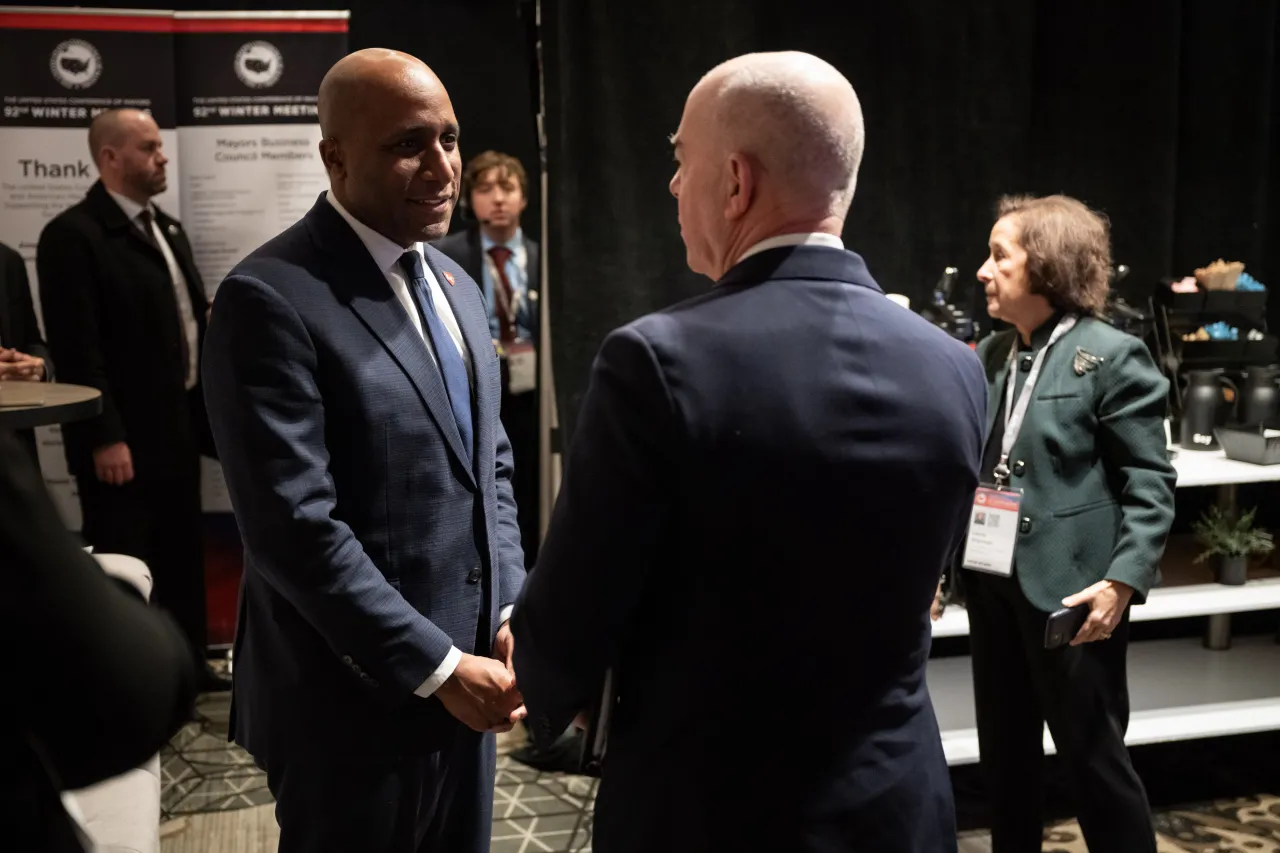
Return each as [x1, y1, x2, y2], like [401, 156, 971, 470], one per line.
[1240, 365, 1280, 426]
[1180, 369, 1237, 450]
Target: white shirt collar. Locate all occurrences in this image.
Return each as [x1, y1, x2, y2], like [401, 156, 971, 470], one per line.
[737, 232, 844, 264]
[107, 189, 153, 224]
[481, 227, 524, 252]
[325, 190, 422, 275]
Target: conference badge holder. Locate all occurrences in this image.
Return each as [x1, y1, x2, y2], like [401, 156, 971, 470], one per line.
[962, 314, 1077, 578]
[961, 478, 1022, 578]
[505, 340, 536, 395]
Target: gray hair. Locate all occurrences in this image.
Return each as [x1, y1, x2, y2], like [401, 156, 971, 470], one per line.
[711, 53, 865, 219]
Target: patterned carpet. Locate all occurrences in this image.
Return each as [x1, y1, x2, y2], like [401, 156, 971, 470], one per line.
[162, 694, 1279, 852]
[161, 693, 598, 851]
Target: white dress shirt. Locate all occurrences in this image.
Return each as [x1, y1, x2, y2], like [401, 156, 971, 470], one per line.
[108, 189, 199, 390]
[736, 231, 845, 265]
[324, 191, 513, 700]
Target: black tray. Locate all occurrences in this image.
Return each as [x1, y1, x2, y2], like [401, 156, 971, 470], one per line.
[1216, 422, 1280, 465]
[1177, 334, 1278, 366]
[1154, 280, 1268, 313]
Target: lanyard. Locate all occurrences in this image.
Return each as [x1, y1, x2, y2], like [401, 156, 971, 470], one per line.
[994, 314, 1077, 486]
[484, 251, 524, 327]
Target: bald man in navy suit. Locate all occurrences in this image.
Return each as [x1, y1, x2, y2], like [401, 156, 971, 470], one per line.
[513, 52, 986, 853]
[203, 50, 526, 853]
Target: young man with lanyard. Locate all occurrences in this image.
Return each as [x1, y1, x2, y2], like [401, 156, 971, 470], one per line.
[433, 150, 541, 563]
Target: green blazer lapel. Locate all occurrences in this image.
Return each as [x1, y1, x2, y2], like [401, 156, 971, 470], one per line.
[987, 361, 1009, 439]
[984, 335, 1015, 440]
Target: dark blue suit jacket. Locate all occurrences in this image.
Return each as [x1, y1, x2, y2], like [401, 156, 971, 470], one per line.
[202, 196, 525, 763]
[513, 246, 986, 853]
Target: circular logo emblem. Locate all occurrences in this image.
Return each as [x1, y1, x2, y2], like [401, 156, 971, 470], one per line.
[975, 493, 987, 505]
[235, 41, 283, 89]
[50, 39, 102, 90]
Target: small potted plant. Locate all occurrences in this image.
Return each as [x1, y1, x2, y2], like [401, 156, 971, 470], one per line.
[1193, 506, 1274, 586]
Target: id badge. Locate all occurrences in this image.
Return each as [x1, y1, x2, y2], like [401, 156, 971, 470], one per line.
[506, 341, 536, 395]
[961, 486, 1022, 577]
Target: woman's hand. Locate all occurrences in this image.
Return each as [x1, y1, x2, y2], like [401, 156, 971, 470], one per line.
[930, 580, 945, 621]
[1061, 580, 1134, 645]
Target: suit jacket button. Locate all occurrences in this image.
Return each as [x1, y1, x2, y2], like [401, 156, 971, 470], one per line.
[1019, 516, 1032, 534]
[1013, 460, 1026, 476]
[341, 655, 353, 665]
[466, 567, 481, 584]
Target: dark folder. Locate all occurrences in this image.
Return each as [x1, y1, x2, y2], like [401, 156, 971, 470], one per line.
[579, 666, 617, 777]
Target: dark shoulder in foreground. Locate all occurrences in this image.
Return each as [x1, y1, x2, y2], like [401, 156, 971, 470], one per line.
[620, 251, 981, 365]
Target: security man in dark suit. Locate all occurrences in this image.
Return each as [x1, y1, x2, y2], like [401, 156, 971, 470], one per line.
[513, 52, 986, 853]
[0, 240, 53, 464]
[433, 151, 540, 569]
[36, 108, 226, 691]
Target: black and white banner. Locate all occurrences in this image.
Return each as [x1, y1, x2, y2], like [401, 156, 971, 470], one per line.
[174, 11, 348, 300]
[1, 7, 347, 647]
[173, 11, 348, 517]
[0, 6, 180, 527]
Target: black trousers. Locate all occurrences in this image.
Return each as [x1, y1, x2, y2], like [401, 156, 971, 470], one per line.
[964, 569, 1156, 853]
[76, 467, 207, 659]
[264, 727, 497, 853]
[7, 428, 40, 469]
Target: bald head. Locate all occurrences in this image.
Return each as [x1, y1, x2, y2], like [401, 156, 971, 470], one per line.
[318, 48, 444, 140]
[670, 51, 864, 279]
[316, 48, 462, 246]
[703, 52, 864, 217]
[88, 108, 167, 202]
[88, 108, 152, 166]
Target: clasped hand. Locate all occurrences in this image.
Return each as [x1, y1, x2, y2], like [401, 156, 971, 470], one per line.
[436, 622, 526, 733]
[0, 347, 44, 381]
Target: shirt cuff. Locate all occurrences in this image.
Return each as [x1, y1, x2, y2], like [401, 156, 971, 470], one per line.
[499, 604, 514, 626]
[413, 645, 462, 699]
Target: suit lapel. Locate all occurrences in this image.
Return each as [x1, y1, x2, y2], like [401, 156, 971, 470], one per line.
[986, 337, 1014, 441]
[89, 183, 175, 281]
[463, 228, 484, 284]
[308, 202, 477, 487]
[423, 247, 492, 479]
[524, 236, 540, 294]
[348, 283, 476, 485]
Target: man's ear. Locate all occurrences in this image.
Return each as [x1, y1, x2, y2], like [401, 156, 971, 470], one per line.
[725, 151, 754, 221]
[318, 137, 343, 178]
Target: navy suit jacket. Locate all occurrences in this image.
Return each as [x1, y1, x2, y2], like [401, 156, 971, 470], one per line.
[202, 196, 525, 762]
[513, 246, 987, 853]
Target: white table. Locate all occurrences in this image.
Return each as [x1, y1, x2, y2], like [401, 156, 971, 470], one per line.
[929, 447, 1280, 765]
[1171, 448, 1280, 648]
[1171, 447, 1280, 488]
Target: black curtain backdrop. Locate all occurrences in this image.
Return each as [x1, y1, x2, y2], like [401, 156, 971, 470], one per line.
[34, 0, 542, 238]
[545, 0, 1280, 443]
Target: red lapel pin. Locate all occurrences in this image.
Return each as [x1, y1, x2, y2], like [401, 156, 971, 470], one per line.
[443, 271, 455, 286]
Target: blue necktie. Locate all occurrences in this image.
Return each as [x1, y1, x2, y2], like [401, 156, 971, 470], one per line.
[400, 251, 473, 463]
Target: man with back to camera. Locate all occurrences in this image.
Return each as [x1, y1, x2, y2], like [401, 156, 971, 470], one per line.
[511, 52, 988, 852]
[36, 108, 225, 691]
[201, 49, 526, 853]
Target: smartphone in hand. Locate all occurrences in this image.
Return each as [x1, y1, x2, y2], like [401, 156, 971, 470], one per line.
[1044, 603, 1090, 650]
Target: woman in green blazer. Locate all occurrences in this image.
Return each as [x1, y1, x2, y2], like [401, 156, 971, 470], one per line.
[953, 195, 1175, 853]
